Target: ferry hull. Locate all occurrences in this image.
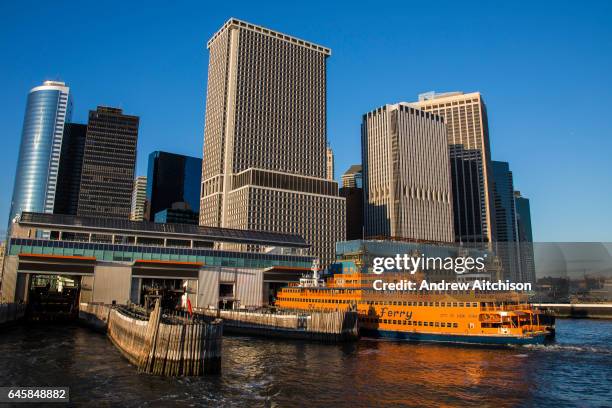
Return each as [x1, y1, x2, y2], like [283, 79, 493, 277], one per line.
[361, 328, 548, 346]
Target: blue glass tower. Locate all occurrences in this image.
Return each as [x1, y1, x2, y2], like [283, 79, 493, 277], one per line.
[9, 81, 71, 226]
[146, 151, 202, 222]
[492, 160, 521, 281]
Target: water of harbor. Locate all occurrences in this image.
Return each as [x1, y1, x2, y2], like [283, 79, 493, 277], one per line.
[1, 319, 611, 408]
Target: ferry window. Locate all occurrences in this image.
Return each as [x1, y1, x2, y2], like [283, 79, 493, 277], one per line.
[473, 302, 478, 307]
[440, 322, 445, 327]
[418, 302, 423, 306]
[430, 322, 434, 326]
[393, 301, 397, 306]
[465, 303, 470, 307]
[453, 323, 458, 328]
[423, 322, 428, 326]
[440, 302, 445, 307]
[447, 322, 451, 327]
[418, 321, 422, 326]
[435, 322, 440, 327]
[459, 302, 464, 307]
[451, 302, 456, 307]
[407, 321, 412, 325]
[393, 320, 397, 324]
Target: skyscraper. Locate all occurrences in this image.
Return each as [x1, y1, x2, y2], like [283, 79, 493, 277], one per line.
[326, 145, 334, 181]
[146, 151, 201, 221]
[341, 165, 363, 188]
[77, 106, 139, 219]
[9, 81, 71, 225]
[362, 104, 454, 242]
[340, 165, 364, 240]
[54, 123, 87, 216]
[200, 18, 345, 265]
[515, 191, 536, 284]
[130, 176, 148, 221]
[410, 91, 495, 244]
[492, 160, 521, 281]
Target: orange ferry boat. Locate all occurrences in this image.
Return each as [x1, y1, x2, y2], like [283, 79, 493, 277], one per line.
[276, 265, 555, 346]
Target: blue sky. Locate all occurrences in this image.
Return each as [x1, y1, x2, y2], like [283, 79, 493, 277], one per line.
[1, 1, 611, 241]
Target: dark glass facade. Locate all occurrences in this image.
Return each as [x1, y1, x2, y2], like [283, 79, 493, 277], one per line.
[449, 145, 485, 243]
[154, 208, 199, 225]
[492, 160, 520, 281]
[146, 151, 202, 221]
[77, 107, 139, 219]
[515, 192, 536, 284]
[492, 161, 517, 242]
[339, 187, 363, 240]
[54, 123, 87, 215]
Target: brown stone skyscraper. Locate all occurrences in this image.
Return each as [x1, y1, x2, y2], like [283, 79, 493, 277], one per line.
[200, 18, 345, 265]
[410, 92, 495, 244]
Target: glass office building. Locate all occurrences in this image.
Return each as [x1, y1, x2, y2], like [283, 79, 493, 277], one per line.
[146, 151, 202, 221]
[9, 81, 71, 226]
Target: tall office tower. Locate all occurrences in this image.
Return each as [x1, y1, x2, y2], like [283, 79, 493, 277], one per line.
[514, 191, 536, 284]
[200, 18, 345, 265]
[77, 107, 139, 219]
[9, 81, 71, 225]
[146, 151, 201, 222]
[326, 145, 334, 180]
[130, 176, 148, 221]
[492, 161, 521, 281]
[340, 165, 364, 240]
[362, 104, 454, 242]
[54, 123, 87, 215]
[410, 91, 495, 244]
[341, 165, 362, 188]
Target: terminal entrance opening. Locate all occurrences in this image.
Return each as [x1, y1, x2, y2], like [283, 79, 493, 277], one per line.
[139, 278, 185, 311]
[27, 274, 81, 320]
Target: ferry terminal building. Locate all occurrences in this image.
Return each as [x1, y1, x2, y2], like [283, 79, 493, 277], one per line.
[1, 212, 313, 309]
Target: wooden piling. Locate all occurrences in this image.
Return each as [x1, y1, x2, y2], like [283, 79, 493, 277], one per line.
[78, 301, 223, 376]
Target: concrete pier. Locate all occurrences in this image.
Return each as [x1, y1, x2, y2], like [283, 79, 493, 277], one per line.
[533, 303, 612, 319]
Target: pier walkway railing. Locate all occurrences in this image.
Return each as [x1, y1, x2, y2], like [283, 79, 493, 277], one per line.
[196, 308, 359, 342]
[79, 302, 223, 376]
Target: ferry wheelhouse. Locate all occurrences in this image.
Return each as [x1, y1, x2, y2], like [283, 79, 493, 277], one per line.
[276, 266, 555, 346]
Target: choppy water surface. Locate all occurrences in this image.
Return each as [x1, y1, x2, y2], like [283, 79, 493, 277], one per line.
[1, 319, 610, 407]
